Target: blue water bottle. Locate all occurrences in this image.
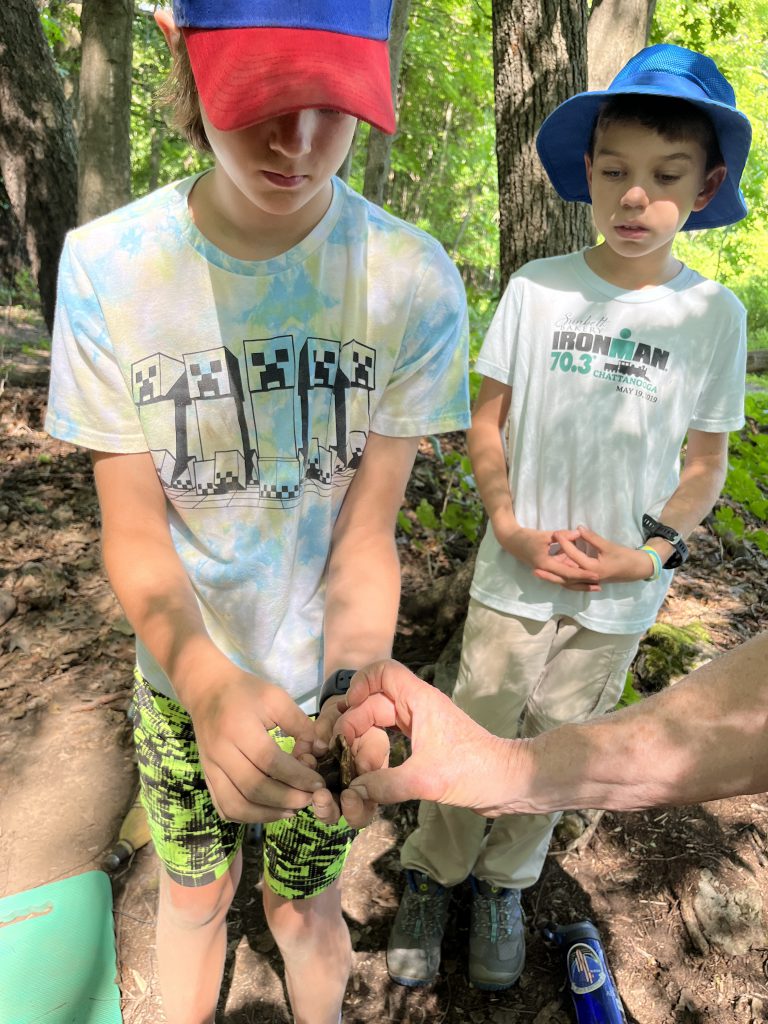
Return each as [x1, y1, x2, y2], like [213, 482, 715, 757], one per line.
[544, 920, 627, 1024]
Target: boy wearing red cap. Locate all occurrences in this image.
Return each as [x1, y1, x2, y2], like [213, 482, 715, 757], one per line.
[45, 2, 469, 1021]
[388, 44, 750, 994]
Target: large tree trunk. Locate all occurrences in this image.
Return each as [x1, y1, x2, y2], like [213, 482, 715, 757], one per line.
[0, 174, 28, 289]
[588, 0, 657, 90]
[492, 0, 593, 288]
[0, 0, 78, 332]
[77, 0, 134, 224]
[362, 0, 413, 206]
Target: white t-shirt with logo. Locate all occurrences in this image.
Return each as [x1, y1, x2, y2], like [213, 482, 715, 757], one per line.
[471, 249, 746, 634]
[46, 174, 470, 708]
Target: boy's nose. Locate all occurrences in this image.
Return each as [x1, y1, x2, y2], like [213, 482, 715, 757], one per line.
[620, 184, 649, 209]
[269, 111, 315, 157]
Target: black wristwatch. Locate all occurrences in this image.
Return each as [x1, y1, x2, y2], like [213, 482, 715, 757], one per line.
[318, 668, 357, 710]
[641, 514, 689, 569]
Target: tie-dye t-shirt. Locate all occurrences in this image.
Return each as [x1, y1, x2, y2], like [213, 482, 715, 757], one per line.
[46, 174, 470, 709]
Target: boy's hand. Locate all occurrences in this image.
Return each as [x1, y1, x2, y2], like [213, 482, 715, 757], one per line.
[498, 524, 601, 591]
[308, 694, 389, 828]
[182, 666, 325, 824]
[550, 525, 658, 584]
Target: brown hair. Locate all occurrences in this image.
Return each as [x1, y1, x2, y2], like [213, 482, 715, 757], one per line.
[158, 33, 211, 153]
[590, 95, 724, 171]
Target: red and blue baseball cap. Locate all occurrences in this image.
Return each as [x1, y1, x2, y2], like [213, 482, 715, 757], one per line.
[536, 44, 752, 230]
[172, 0, 396, 134]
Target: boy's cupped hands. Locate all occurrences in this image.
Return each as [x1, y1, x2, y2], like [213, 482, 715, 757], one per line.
[501, 525, 602, 591]
[185, 667, 386, 828]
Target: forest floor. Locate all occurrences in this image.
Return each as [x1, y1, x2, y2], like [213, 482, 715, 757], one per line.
[2, 306, 768, 1024]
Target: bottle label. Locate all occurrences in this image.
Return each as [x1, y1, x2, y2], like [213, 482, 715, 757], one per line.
[567, 941, 607, 995]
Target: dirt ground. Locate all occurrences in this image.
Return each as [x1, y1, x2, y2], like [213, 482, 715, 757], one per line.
[2, 308, 768, 1024]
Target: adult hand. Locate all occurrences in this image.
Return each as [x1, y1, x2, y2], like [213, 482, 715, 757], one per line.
[182, 660, 325, 824]
[498, 524, 601, 591]
[336, 660, 528, 819]
[550, 524, 657, 584]
[309, 694, 390, 829]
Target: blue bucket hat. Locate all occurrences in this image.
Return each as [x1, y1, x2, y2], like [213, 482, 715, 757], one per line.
[536, 44, 752, 230]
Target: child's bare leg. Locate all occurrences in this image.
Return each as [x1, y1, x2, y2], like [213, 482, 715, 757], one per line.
[156, 851, 242, 1024]
[263, 880, 350, 1024]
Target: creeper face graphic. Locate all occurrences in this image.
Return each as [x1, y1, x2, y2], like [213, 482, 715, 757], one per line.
[135, 362, 158, 404]
[307, 338, 340, 389]
[244, 337, 296, 393]
[132, 353, 186, 405]
[185, 348, 240, 400]
[341, 340, 376, 391]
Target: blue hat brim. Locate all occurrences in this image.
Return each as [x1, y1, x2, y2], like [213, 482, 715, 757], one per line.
[536, 84, 752, 230]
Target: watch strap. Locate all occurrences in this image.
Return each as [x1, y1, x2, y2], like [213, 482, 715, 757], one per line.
[318, 668, 356, 710]
[641, 514, 689, 568]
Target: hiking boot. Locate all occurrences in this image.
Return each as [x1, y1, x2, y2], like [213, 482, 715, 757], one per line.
[387, 870, 451, 987]
[468, 877, 525, 990]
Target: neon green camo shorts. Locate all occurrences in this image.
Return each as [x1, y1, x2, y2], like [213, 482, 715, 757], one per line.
[131, 670, 357, 898]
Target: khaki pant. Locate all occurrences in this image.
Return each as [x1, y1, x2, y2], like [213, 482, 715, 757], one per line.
[400, 598, 642, 890]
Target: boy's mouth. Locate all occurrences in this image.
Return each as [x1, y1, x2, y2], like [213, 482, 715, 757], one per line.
[262, 171, 307, 188]
[615, 223, 649, 239]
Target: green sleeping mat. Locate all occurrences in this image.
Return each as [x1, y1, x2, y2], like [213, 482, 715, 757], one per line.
[0, 870, 122, 1023]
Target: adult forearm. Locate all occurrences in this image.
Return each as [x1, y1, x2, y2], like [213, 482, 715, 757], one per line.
[507, 632, 768, 813]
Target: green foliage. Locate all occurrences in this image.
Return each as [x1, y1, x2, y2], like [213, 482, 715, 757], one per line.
[0, 268, 41, 310]
[654, 0, 768, 338]
[713, 391, 768, 552]
[467, 285, 497, 401]
[349, 0, 498, 292]
[415, 497, 441, 531]
[38, 2, 80, 67]
[416, 449, 484, 543]
[130, 10, 211, 197]
[400, 442, 485, 554]
[713, 504, 745, 539]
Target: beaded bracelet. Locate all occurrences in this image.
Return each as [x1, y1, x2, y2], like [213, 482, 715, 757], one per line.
[639, 544, 663, 582]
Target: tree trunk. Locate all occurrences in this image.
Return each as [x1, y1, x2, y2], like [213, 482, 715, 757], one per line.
[0, 174, 28, 290]
[492, 0, 593, 288]
[587, 0, 657, 90]
[0, 0, 78, 332]
[77, 0, 134, 224]
[362, 0, 413, 206]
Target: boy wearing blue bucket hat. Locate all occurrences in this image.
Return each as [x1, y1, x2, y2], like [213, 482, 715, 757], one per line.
[389, 44, 750, 993]
[45, 2, 470, 1021]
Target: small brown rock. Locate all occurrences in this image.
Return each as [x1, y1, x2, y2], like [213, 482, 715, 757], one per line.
[316, 735, 356, 794]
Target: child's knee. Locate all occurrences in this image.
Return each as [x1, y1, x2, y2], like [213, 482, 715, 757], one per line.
[160, 862, 240, 931]
[264, 884, 347, 958]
